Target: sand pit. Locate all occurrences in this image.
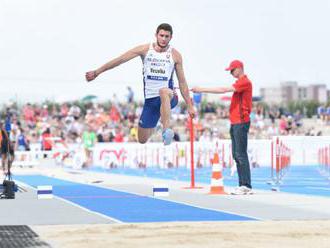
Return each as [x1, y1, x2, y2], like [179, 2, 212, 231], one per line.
[33, 221, 330, 248]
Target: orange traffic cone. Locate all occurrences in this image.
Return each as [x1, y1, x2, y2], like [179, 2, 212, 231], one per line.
[209, 152, 227, 194]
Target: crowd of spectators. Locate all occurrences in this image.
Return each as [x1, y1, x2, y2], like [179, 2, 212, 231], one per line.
[192, 103, 317, 141]
[0, 91, 326, 152]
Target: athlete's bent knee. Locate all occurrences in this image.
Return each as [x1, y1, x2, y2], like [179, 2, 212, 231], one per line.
[138, 137, 148, 144]
[159, 88, 172, 97]
[138, 131, 149, 144]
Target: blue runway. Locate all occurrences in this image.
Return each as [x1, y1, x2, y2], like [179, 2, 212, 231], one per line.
[89, 165, 330, 198]
[14, 175, 255, 223]
[277, 166, 330, 196]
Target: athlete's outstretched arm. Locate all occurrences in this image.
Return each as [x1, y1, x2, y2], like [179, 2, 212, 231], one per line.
[173, 49, 195, 118]
[85, 44, 148, 82]
[191, 86, 235, 94]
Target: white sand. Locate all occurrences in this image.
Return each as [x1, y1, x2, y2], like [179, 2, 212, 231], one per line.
[33, 221, 330, 248]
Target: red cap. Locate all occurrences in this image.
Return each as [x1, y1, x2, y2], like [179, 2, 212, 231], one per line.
[225, 60, 244, 71]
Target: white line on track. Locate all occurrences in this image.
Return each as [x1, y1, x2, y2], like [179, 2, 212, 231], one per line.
[15, 179, 123, 224]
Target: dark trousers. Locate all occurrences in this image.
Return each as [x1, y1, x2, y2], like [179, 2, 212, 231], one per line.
[230, 122, 252, 189]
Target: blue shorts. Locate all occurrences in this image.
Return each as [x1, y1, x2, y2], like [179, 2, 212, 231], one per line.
[139, 95, 178, 128]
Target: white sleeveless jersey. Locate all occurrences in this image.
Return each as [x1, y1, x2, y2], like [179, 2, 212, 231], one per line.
[143, 43, 175, 99]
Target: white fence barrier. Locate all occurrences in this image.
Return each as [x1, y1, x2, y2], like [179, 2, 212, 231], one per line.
[93, 140, 271, 169]
[92, 136, 330, 168]
[8, 136, 330, 169]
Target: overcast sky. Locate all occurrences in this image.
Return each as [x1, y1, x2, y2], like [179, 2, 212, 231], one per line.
[1, 0, 329, 104]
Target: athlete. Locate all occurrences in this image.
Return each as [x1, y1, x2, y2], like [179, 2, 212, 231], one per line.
[86, 23, 195, 145]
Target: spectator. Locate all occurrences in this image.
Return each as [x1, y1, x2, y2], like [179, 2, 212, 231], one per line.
[69, 105, 81, 120]
[268, 108, 276, 124]
[60, 103, 69, 118]
[293, 110, 303, 127]
[40, 105, 49, 119]
[278, 116, 286, 135]
[16, 128, 29, 151]
[109, 105, 121, 123]
[317, 105, 326, 122]
[5, 108, 12, 134]
[128, 123, 138, 142]
[82, 125, 96, 167]
[267, 123, 278, 138]
[173, 128, 181, 142]
[113, 126, 124, 143]
[127, 86, 134, 103]
[41, 127, 53, 152]
[0, 122, 15, 175]
[23, 103, 35, 127]
[326, 105, 330, 124]
[286, 116, 293, 133]
[203, 102, 216, 121]
[255, 109, 265, 130]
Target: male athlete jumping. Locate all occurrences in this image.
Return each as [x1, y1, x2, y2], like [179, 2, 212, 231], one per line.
[86, 23, 195, 145]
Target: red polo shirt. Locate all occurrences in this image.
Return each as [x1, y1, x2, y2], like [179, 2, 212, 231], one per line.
[229, 75, 252, 124]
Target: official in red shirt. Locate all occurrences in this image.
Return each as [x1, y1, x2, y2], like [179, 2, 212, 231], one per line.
[192, 60, 252, 194]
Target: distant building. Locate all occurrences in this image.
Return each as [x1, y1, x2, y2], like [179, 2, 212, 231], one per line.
[260, 87, 283, 105]
[260, 81, 328, 105]
[202, 93, 232, 105]
[281, 81, 299, 102]
[306, 84, 327, 103]
[298, 86, 308, 101]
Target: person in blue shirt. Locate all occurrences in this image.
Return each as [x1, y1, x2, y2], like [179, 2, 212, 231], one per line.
[317, 105, 325, 121]
[16, 128, 29, 151]
[5, 109, 11, 134]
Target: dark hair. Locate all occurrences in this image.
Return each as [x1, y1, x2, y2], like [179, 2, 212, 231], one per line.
[156, 23, 173, 35]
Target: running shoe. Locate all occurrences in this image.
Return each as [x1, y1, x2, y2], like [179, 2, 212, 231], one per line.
[230, 186, 253, 195]
[162, 128, 174, 146]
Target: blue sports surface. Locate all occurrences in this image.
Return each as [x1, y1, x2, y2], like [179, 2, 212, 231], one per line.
[14, 175, 255, 223]
[89, 165, 330, 198]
